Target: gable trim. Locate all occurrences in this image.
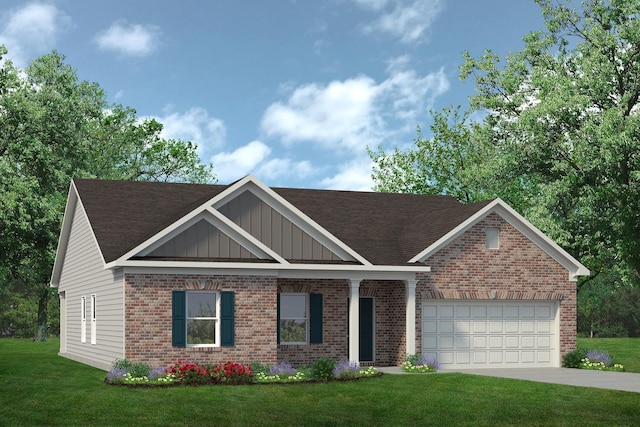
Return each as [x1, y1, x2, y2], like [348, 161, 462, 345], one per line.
[408, 198, 590, 281]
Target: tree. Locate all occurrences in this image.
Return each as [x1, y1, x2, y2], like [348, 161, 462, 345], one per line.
[0, 47, 215, 341]
[370, 0, 640, 334]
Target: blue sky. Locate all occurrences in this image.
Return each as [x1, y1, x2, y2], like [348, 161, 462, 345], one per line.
[1, 0, 545, 190]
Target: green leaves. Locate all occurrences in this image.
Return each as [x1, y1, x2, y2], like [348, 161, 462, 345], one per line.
[0, 46, 216, 339]
[371, 0, 640, 304]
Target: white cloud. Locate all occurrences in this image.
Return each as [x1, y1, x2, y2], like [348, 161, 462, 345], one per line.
[0, 2, 72, 67]
[94, 20, 160, 57]
[261, 76, 382, 152]
[149, 107, 226, 157]
[320, 157, 375, 191]
[354, 0, 444, 44]
[256, 158, 315, 182]
[260, 56, 448, 154]
[211, 140, 272, 182]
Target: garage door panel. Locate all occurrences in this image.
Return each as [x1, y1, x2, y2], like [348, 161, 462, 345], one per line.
[505, 351, 520, 363]
[422, 301, 557, 369]
[505, 306, 519, 318]
[423, 336, 437, 349]
[489, 351, 503, 363]
[489, 321, 503, 333]
[472, 336, 486, 348]
[456, 305, 471, 318]
[505, 336, 519, 348]
[505, 321, 519, 333]
[473, 321, 486, 333]
[456, 321, 470, 333]
[489, 336, 503, 348]
[440, 336, 454, 349]
[423, 320, 437, 333]
[521, 321, 535, 333]
[521, 336, 535, 348]
[473, 306, 487, 317]
[440, 305, 455, 317]
[440, 321, 454, 333]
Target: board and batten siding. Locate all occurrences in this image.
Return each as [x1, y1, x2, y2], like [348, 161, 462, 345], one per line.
[57, 199, 124, 370]
[218, 190, 341, 261]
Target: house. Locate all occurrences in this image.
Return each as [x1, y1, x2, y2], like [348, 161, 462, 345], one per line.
[50, 175, 589, 371]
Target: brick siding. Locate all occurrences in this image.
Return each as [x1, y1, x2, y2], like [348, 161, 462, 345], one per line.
[124, 273, 278, 367]
[416, 213, 577, 359]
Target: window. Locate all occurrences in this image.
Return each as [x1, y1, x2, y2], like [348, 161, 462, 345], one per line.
[278, 293, 323, 345]
[486, 227, 500, 249]
[186, 291, 219, 346]
[90, 295, 96, 345]
[172, 290, 234, 348]
[80, 296, 86, 343]
[279, 294, 308, 344]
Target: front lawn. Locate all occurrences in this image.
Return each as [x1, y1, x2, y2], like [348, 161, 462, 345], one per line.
[1, 339, 639, 426]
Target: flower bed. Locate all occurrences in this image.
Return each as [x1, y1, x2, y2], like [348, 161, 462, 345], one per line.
[105, 358, 380, 386]
[562, 348, 625, 371]
[401, 354, 439, 373]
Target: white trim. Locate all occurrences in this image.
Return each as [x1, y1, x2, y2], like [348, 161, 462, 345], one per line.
[409, 199, 589, 281]
[348, 279, 360, 363]
[118, 264, 429, 282]
[90, 294, 96, 345]
[80, 296, 86, 344]
[278, 293, 309, 345]
[405, 280, 417, 355]
[185, 290, 221, 348]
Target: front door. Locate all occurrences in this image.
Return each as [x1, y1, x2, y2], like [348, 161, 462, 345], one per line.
[359, 298, 374, 363]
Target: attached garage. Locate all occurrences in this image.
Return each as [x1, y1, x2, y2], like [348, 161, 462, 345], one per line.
[421, 301, 559, 369]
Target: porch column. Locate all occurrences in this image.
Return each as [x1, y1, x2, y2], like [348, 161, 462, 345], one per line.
[405, 279, 418, 356]
[348, 279, 361, 362]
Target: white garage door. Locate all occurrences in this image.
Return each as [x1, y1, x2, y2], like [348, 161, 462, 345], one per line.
[421, 301, 558, 369]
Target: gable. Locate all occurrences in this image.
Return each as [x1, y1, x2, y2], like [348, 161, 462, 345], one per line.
[146, 219, 257, 260]
[410, 199, 590, 281]
[423, 212, 570, 284]
[217, 190, 342, 262]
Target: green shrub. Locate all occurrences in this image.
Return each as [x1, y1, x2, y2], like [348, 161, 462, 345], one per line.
[249, 361, 271, 376]
[110, 359, 150, 378]
[311, 357, 335, 380]
[562, 348, 588, 368]
[112, 359, 133, 370]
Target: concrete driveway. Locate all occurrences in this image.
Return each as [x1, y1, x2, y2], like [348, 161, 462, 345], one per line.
[378, 367, 640, 393]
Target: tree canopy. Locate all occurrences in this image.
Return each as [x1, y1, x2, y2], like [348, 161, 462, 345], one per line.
[370, 0, 640, 335]
[0, 47, 215, 340]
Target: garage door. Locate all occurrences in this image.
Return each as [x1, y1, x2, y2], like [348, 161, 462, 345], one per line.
[421, 301, 558, 369]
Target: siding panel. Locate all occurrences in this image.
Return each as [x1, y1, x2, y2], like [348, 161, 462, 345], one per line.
[57, 201, 124, 370]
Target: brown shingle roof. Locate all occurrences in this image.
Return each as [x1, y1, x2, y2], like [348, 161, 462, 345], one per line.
[73, 178, 492, 265]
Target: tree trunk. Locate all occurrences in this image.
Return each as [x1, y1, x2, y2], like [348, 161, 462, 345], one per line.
[33, 288, 48, 342]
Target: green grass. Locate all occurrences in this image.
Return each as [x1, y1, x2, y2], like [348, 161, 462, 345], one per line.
[1, 339, 640, 426]
[577, 337, 640, 373]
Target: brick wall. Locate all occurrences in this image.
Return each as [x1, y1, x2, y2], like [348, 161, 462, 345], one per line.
[417, 213, 577, 359]
[275, 279, 407, 367]
[124, 273, 278, 367]
[277, 279, 349, 365]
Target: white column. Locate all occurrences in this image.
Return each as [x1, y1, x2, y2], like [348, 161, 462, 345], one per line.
[348, 279, 361, 362]
[405, 280, 417, 356]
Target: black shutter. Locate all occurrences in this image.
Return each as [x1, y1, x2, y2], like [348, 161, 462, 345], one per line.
[309, 293, 323, 344]
[172, 291, 186, 347]
[220, 291, 235, 346]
